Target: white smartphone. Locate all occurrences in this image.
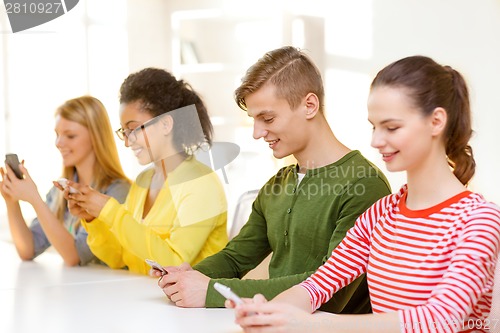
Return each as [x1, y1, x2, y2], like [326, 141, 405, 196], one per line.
[145, 259, 168, 275]
[213, 282, 244, 306]
[56, 178, 81, 194]
[5, 154, 23, 179]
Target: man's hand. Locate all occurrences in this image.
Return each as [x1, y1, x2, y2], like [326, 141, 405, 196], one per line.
[158, 265, 209, 308]
[150, 262, 192, 278]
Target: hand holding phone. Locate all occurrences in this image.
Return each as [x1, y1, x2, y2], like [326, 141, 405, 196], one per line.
[145, 259, 168, 275]
[56, 178, 81, 194]
[4, 154, 23, 179]
[214, 282, 244, 306]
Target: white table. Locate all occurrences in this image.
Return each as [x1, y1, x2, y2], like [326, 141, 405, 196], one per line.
[0, 240, 242, 333]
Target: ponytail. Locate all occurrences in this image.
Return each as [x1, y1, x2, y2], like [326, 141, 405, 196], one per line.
[443, 66, 475, 185]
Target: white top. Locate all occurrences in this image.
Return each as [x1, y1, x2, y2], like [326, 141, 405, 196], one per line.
[297, 172, 306, 184]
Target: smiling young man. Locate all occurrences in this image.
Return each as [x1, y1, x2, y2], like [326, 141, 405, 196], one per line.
[157, 46, 392, 313]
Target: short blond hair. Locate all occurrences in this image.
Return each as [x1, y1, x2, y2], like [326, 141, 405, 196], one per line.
[234, 46, 324, 113]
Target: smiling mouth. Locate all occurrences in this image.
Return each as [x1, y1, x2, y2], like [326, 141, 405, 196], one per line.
[381, 151, 398, 161]
[131, 147, 143, 156]
[267, 139, 279, 148]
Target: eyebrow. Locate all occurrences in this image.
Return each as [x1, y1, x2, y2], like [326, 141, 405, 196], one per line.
[249, 110, 275, 118]
[54, 129, 77, 134]
[368, 118, 402, 125]
[123, 120, 140, 128]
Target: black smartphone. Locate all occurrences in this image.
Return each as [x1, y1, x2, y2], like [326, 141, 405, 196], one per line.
[5, 154, 23, 179]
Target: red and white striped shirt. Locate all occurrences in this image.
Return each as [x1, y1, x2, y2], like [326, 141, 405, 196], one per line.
[300, 186, 500, 333]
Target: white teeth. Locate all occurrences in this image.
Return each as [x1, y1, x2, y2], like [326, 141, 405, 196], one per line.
[132, 147, 143, 156]
[268, 140, 279, 147]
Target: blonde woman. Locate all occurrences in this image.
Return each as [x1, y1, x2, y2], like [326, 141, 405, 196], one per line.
[0, 96, 130, 266]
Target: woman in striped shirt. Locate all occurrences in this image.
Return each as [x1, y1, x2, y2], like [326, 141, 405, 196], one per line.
[231, 55, 500, 333]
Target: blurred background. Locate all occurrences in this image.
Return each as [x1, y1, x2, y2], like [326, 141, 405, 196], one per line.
[1, 0, 499, 236]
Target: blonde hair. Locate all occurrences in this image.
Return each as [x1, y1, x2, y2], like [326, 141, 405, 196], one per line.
[234, 46, 325, 113]
[54, 96, 130, 220]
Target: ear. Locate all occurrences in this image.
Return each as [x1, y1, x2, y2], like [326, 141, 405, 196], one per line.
[160, 115, 174, 135]
[430, 107, 447, 136]
[303, 93, 320, 120]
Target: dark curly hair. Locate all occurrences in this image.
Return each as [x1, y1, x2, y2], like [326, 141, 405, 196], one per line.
[119, 68, 213, 153]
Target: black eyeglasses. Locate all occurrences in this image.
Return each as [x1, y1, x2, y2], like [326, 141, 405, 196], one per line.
[115, 116, 162, 143]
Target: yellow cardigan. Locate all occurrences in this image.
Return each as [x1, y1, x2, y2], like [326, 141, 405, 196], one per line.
[82, 158, 228, 275]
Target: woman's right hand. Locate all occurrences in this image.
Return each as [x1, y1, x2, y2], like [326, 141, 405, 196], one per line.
[0, 164, 40, 204]
[225, 293, 268, 310]
[68, 193, 96, 221]
[0, 167, 15, 202]
[233, 296, 318, 333]
[65, 180, 110, 220]
[53, 181, 95, 221]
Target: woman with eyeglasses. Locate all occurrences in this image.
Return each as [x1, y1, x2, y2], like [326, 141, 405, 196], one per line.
[0, 96, 130, 266]
[61, 68, 228, 275]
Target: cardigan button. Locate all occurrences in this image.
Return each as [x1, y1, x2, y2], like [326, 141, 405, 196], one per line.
[286, 208, 291, 214]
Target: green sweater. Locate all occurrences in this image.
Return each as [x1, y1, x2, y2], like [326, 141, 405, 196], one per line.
[194, 150, 391, 313]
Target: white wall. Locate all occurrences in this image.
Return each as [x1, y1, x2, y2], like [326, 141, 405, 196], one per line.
[158, 0, 500, 204]
[1, 0, 499, 230]
[0, 0, 131, 223]
[324, 0, 500, 202]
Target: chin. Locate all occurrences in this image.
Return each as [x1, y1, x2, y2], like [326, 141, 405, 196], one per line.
[272, 151, 284, 159]
[272, 151, 291, 160]
[385, 164, 404, 173]
[136, 157, 152, 166]
[62, 159, 75, 168]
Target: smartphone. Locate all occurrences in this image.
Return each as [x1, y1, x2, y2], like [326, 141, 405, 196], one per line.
[213, 282, 244, 306]
[56, 178, 81, 194]
[4, 154, 23, 179]
[145, 259, 168, 275]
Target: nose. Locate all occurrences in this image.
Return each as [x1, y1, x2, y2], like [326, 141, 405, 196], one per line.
[253, 122, 268, 140]
[55, 136, 64, 148]
[124, 136, 131, 148]
[370, 128, 385, 149]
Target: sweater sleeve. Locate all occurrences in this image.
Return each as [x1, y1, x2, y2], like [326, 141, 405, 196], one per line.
[398, 204, 500, 333]
[198, 175, 390, 309]
[81, 199, 127, 268]
[299, 198, 378, 312]
[75, 179, 130, 266]
[194, 192, 270, 278]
